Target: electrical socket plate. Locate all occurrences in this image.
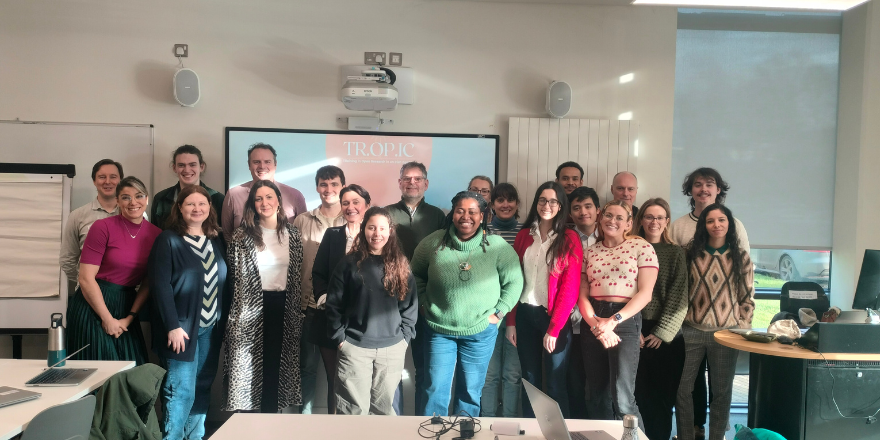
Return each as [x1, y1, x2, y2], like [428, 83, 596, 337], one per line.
[364, 52, 386, 65]
[174, 44, 188, 57]
[389, 52, 403, 66]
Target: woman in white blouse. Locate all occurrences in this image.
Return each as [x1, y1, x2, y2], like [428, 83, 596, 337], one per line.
[225, 180, 304, 413]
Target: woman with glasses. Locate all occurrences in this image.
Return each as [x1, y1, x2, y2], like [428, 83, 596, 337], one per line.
[467, 176, 494, 204]
[224, 180, 304, 413]
[632, 198, 688, 440]
[578, 200, 658, 431]
[67, 176, 161, 364]
[481, 182, 523, 417]
[676, 204, 754, 440]
[411, 191, 523, 417]
[506, 182, 582, 418]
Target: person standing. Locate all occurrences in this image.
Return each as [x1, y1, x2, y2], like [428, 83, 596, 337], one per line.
[412, 191, 523, 417]
[311, 184, 371, 414]
[578, 200, 658, 432]
[151, 145, 225, 231]
[668, 167, 750, 439]
[386, 161, 445, 413]
[481, 182, 523, 417]
[506, 182, 582, 418]
[611, 171, 639, 218]
[555, 161, 584, 195]
[149, 185, 230, 440]
[66, 176, 161, 364]
[224, 180, 304, 413]
[675, 204, 754, 440]
[566, 186, 601, 420]
[293, 166, 346, 414]
[632, 198, 689, 440]
[326, 207, 418, 415]
[60, 159, 123, 283]
[467, 176, 493, 204]
[222, 143, 307, 240]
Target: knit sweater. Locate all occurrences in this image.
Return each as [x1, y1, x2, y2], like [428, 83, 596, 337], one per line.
[325, 254, 418, 348]
[685, 247, 755, 331]
[411, 226, 524, 336]
[488, 216, 522, 246]
[386, 198, 446, 260]
[506, 228, 583, 337]
[640, 242, 688, 343]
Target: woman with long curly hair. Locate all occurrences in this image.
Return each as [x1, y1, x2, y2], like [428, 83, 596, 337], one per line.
[675, 203, 754, 440]
[324, 206, 418, 415]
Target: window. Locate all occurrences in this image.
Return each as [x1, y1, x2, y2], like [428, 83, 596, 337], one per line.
[671, 9, 840, 295]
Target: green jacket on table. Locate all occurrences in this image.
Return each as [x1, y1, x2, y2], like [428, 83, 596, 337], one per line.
[90, 363, 165, 440]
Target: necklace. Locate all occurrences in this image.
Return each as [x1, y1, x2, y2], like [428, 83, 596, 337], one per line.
[456, 249, 474, 281]
[122, 219, 144, 239]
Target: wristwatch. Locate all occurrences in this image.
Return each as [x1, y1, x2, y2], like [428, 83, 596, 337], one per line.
[613, 313, 624, 322]
[494, 309, 505, 321]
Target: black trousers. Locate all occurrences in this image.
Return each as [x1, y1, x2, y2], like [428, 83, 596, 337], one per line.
[693, 355, 712, 427]
[634, 320, 685, 440]
[568, 331, 589, 419]
[516, 303, 572, 418]
[261, 290, 285, 413]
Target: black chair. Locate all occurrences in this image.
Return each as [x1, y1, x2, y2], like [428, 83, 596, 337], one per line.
[780, 281, 830, 324]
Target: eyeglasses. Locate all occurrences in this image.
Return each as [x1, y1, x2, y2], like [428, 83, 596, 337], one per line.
[401, 176, 425, 183]
[468, 187, 491, 196]
[537, 198, 560, 208]
[120, 194, 147, 203]
[644, 215, 667, 223]
[602, 212, 627, 222]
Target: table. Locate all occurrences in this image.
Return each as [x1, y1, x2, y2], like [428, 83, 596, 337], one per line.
[715, 330, 880, 440]
[210, 414, 646, 440]
[0, 359, 135, 440]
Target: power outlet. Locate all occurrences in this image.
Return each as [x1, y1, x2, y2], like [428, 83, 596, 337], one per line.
[364, 52, 386, 65]
[173, 44, 188, 58]
[389, 52, 403, 66]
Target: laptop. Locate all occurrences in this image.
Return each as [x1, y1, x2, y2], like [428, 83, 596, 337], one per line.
[522, 381, 618, 440]
[0, 386, 41, 408]
[24, 345, 98, 387]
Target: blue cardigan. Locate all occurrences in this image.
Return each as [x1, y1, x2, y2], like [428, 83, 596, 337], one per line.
[148, 230, 230, 361]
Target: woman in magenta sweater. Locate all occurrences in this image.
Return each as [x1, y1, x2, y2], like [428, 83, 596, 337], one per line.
[505, 181, 582, 418]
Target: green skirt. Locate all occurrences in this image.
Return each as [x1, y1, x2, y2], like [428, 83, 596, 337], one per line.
[66, 279, 148, 365]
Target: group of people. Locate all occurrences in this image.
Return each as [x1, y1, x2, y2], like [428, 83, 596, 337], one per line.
[58, 143, 754, 440]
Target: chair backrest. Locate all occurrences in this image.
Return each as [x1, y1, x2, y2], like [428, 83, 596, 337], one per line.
[780, 281, 830, 318]
[21, 395, 96, 440]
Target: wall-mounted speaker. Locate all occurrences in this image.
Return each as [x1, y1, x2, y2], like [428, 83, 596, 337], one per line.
[174, 68, 200, 107]
[546, 81, 571, 119]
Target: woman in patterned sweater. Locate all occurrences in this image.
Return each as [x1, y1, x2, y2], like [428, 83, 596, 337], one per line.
[578, 200, 658, 432]
[224, 180, 304, 413]
[149, 185, 230, 440]
[675, 203, 754, 440]
[632, 198, 688, 440]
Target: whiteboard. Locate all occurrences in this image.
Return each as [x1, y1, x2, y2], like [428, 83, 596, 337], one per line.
[0, 121, 153, 330]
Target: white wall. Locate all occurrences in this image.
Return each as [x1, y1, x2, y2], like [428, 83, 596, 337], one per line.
[0, 0, 678, 415]
[831, 0, 880, 309]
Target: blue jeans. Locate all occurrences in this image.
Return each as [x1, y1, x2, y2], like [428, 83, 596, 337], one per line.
[481, 320, 521, 417]
[299, 309, 320, 414]
[422, 322, 497, 417]
[159, 324, 221, 440]
[581, 299, 645, 432]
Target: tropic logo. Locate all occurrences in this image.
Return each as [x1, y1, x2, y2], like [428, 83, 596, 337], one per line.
[326, 135, 433, 207]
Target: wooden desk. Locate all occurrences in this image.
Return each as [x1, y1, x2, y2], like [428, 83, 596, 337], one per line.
[714, 330, 880, 440]
[0, 359, 134, 440]
[210, 414, 646, 440]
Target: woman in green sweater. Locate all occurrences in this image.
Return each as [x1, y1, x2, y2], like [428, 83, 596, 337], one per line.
[676, 203, 754, 440]
[632, 198, 688, 440]
[411, 191, 523, 417]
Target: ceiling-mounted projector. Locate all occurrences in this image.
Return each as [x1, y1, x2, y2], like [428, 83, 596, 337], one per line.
[341, 67, 398, 111]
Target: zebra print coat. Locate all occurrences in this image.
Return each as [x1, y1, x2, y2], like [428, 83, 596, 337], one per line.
[223, 223, 304, 412]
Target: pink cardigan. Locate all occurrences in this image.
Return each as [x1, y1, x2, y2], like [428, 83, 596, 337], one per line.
[506, 228, 583, 337]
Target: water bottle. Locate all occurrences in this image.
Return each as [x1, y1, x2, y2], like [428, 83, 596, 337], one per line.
[621, 415, 638, 440]
[48, 313, 66, 367]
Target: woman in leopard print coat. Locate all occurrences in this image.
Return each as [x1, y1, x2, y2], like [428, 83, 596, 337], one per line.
[223, 180, 304, 413]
